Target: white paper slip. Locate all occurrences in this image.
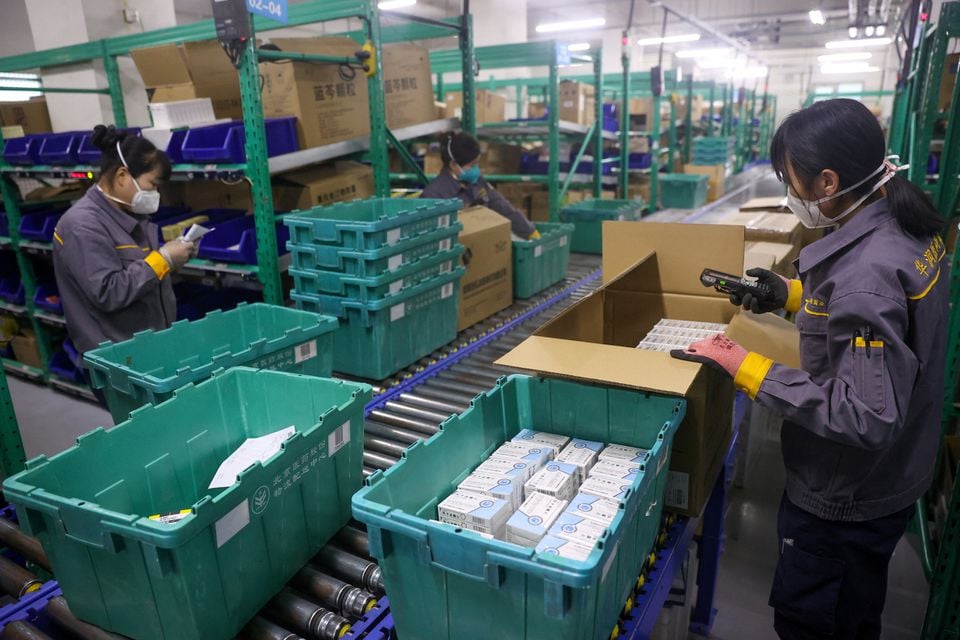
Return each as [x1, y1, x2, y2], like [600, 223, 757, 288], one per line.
[589, 459, 642, 485]
[183, 224, 212, 243]
[209, 426, 296, 489]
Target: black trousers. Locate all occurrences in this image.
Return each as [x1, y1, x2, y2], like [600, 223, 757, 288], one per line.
[769, 493, 915, 640]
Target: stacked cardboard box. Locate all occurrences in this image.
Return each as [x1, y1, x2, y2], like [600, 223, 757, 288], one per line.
[0, 99, 52, 135]
[558, 81, 595, 125]
[445, 90, 507, 124]
[458, 207, 513, 330]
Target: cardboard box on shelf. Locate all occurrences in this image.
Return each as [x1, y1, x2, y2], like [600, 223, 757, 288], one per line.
[683, 163, 730, 202]
[382, 43, 435, 130]
[559, 81, 595, 126]
[12, 331, 42, 370]
[493, 182, 539, 216]
[457, 206, 512, 330]
[481, 142, 524, 175]
[497, 222, 800, 516]
[626, 97, 670, 130]
[529, 191, 551, 222]
[939, 53, 960, 112]
[271, 162, 374, 212]
[261, 37, 370, 149]
[434, 101, 448, 119]
[528, 102, 548, 120]
[0, 99, 52, 135]
[445, 90, 507, 124]
[131, 41, 242, 119]
[179, 180, 253, 212]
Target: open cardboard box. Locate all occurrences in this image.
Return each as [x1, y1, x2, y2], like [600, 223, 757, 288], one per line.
[497, 222, 799, 516]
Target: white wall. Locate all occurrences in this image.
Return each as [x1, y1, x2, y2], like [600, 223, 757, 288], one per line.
[0, 0, 35, 58]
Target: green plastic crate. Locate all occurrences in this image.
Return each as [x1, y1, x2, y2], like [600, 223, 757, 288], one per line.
[659, 174, 709, 209]
[84, 303, 339, 424]
[559, 199, 645, 254]
[293, 268, 465, 379]
[284, 197, 461, 250]
[290, 245, 464, 301]
[353, 375, 684, 640]
[287, 223, 462, 275]
[513, 223, 575, 299]
[4, 367, 371, 640]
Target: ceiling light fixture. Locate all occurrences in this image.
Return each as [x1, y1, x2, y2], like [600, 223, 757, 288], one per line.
[820, 62, 881, 74]
[675, 47, 733, 58]
[876, 25, 886, 36]
[825, 37, 892, 48]
[536, 17, 606, 33]
[379, 0, 416, 9]
[818, 51, 872, 62]
[809, 9, 826, 25]
[865, 25, 875, 36]
[848, 26, 859, 38]
[637, 33, 701, 46]
[567, 42, 592, 52]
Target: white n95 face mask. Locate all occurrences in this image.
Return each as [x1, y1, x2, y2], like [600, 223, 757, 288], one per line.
[101, 141, 161, 215]
[787, 155, 909, 229]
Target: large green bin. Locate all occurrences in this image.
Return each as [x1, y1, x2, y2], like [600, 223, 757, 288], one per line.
[84, 303, 338, 423]
[659, 174, 709, 209]
[353, 375, 684, 640]
[513, 223, 575, 299]
[4, 368, 371, 640]
[559, 199, 645, 254]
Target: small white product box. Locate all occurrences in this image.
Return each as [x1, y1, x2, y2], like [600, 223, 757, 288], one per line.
[458, 472, 524, 510]
[598, 444, 650, 465]
[579, 476, 631, 502]
[437, 490, 512, 538]
[495, 441, 558, 463]
[566, 492, 622, 527]
[505, 492, 568, 547]
[589, 459, 642, 485]
[524, 462, 579, 502]
[535, 534, 594, 562]
[554, 446, 598, 484]
[548, 512, 608, 547]
[512, 429, 571, 452]
[475, 457, 538, 483]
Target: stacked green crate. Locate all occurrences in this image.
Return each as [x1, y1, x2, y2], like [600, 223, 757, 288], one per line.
[559, 199, 645, 255]
[659, 174, 710, 209]
[513, 223, 575, 298]
[285, 198, 466, 380]
[691, 136, 736, 165]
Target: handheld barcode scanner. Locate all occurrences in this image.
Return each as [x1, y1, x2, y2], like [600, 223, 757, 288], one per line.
[700, 268, 773, 299]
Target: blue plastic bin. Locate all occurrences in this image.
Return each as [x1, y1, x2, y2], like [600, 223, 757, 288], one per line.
[76, 128, 142, 164]
[197, 215, 290, 264]
[38, 131, 87, 165]
[181, 117, 299, 163]
[154, 207, 244, 245]
[629, 153, 652, 169]
[163, 128, 189, 164]
[0, 212, 8, 238]
[33, 282, 63, 315]
[49, 340, 84, 383]
[2, 134, 45, 166]
[18, 209, 66, 243]
[0, 278, 24, 305]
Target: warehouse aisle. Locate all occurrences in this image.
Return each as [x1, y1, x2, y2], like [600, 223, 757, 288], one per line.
[9, 378, 110, 459]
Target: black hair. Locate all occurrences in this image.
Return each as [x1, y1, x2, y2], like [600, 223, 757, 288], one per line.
[770, 98, 943, 238]
[91, 125, 171, 183]
[440, 131, 481, 167]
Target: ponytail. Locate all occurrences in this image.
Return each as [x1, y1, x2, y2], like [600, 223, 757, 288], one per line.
[883, 174, 945, 238]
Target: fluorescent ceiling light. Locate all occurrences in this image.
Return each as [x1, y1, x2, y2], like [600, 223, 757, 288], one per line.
[848, 26, 858, 38]
[379, 0, 416, 9]
[637, 33, 701, 46]
[676, 47, 733, 58]
[820, 62, 880, 74]
[818, 52, 872, 62]
[696, 57, 740, 69]
[826, 37, 892, 48]
[728, 65, 768, 79]
[809, 9, 826, 25]
[876, 25, 886, 36]
[865, 25, 875, 36]
[536, 17, 606, 33]
[567, 42, 591, 52]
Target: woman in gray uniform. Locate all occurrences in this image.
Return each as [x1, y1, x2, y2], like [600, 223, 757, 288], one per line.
[673, 99, 948, 640]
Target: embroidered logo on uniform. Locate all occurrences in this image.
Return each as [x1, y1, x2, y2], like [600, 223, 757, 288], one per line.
[914, 235, 946, 278]
[803, 297, 829, 317]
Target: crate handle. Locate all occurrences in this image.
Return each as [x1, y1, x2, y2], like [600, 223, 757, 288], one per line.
[543, 579, 571, 619]
[423, 526, 501, 585]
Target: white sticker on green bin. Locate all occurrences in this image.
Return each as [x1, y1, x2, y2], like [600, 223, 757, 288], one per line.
[441, 283, 453, 299]
[389, 254, 404, 271]
[438, 215, 450, 228]
[439, 238, 452, 251]
[329, 421, 350, 456]
[387, 228, 402, 245]
[390, 303, 405, 322]
[294, 340, 317, 364]
[215, 499, 250, 548]
[535, 245, 543, 258]
[390, 279, 404, 295]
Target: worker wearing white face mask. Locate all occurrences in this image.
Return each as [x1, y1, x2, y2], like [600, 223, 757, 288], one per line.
[52, 125, 197, 407]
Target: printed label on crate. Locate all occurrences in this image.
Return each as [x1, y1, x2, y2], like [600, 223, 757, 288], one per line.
[388, 254, 404, 271]
[215, 499, 250, 548]
[437, 215, 450, 228]
[560, 235, 568, 247]
[387, 228, 402, 246]
[441, 282, 454, 299]
[329, 421, 350, 456]
[268, 443, 328, 502]
[439, 238, 452, 251]
[390, 279, 404, 295]
[390, 303, 405, 322]
[665, 470, 689, 510]
[294, 340, 317, 364]
[249, 346, 304, 371]
[440, 261, 452, 274]
[534, 245, 543, 258]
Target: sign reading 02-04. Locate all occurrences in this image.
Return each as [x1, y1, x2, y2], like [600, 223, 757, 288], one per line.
[247, 0, 287, 24]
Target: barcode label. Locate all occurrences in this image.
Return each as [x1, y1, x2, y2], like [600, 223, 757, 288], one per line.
[215, 500, 250, 548]
[294, 340, 317, 364]
[391, 303, 405, 322]
[386, 228, 402, 245]
[441, 282, 454, 299]
[534, 245, 543, 258]
[560, 236, 567, 247]
[329, 421, 350, 456]
[389, 279, 404, 294]
[439, 238, 452, 251]
[440, 261, 451, 274]
[388, 254, 404, 271]
[437, 215, 450, 228]
[664, 471, 689, 510]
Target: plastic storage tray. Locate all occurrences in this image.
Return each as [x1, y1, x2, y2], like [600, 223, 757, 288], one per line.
[76, 128, 142, 165]
[84, 303, 338, 423]
[290, 245, 464, 301]
[4, 367, 371, 640]
[18, 210, 65, 243]
[0, 278, 24, 305]
[559, 199, 645, 254]
[353, 375, 684, 640]
[293, 268, 464, 380]
[284, 198, 461, 251]
[49, 340, 83, 383]
[197, 215, 290, 264]
[512, 222, 574, 299]
[37, 131, 87, 165]
[180, 118, 299, 163]
[288, 223, 461, 276]
[2, 135, 46, 166]
[659, 174, 709, 209]
[32, 282, 62, 315]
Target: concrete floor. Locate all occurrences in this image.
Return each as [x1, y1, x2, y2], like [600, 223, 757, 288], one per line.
[7, 379, 930, 639]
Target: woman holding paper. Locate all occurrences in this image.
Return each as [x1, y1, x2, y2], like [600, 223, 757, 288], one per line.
[671, 99, 948, 640]
[52, 125, 197, 403]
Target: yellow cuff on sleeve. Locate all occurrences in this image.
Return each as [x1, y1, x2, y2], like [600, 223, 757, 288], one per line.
[784, 279, 803, 313]
[145, 250, 171, 280]
[734, 352, 774, 400]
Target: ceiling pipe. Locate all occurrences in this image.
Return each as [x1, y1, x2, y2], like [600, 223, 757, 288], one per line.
[647, 0, 762, 63]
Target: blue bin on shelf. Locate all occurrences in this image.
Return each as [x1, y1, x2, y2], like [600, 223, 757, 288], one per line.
[161, 128, 190, 164]
[38, 131, 87, 165]
[153, 207, 245, 244]
[0, 278, 24, 305]
[174, 284, 262, 321]
[50, 339, 85, 383]
[629, 153, 652, 169]
[181, 117, 299, 163]
[76, 128, 142, 164]
[19, 209, 66, 243]
[34, 282, 63, 315]
[2, 134, 46, 166]
[0, 212, 8, 237]
[197, 215, 290, 264]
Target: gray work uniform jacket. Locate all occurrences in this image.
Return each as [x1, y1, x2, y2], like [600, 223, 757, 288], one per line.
[421, 170, 537, 238]
[52, 188, 176, 354]
[755, 199, 949, 521]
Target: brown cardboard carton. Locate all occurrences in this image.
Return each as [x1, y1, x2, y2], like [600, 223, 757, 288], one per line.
[745, 241, 798, 277]
[382, 43, 435, 130]
[183, 181, 253, 212]
[528, 102, 548, 120]
[740, 196, 788, 212]
[458, 206, 512, 330]
[683, 163, 730, 201]
[271, 162, 374, 212]
[743, 247, 777, 273]
[481, 142, 523, 175]
[261, 37, 370, 148]
[939, 53, 959, 112]
[12, 332, 42, 369]
[0, 99, 52, 135]
[559, 81, 595, 125]
[131, 41, 242, 119]
[497, 222, 800, 515]
[711, 211, 801, 246]
[445, 90, 507, 124]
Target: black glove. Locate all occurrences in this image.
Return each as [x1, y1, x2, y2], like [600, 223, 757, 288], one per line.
[729, 268, 787, 314]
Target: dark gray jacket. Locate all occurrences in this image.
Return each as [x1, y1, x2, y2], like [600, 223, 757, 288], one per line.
[421, 170, 537, 238]
[755, 199, 949, 521]
[52, 188, 176, 354]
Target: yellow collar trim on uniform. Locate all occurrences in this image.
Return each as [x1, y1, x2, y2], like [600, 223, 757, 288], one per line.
[908, 267, 940, 300]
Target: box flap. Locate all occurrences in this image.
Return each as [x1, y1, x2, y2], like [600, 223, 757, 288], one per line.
[602, 222, 745, 295]
[495, 336, 701, 396]
[726, 312, 800, 369]
[182, 40, 241, 79]
[131, 45, 192, 88]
